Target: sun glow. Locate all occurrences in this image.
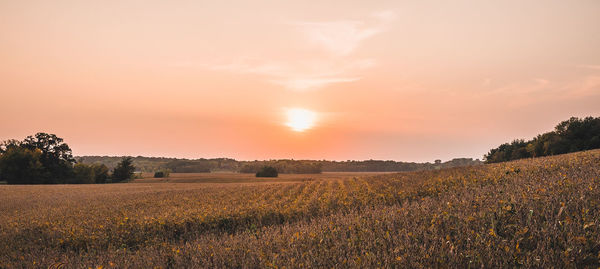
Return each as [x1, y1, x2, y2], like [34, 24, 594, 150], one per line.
[285, 108, 317, 132]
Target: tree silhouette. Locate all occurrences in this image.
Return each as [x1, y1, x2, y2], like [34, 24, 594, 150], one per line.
[0, 147, 45, 184]
[112, 157, 135, 182]
[485, 117, 600, 163]
[0, 133, 75, 184]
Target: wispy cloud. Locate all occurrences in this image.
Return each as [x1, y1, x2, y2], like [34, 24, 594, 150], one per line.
[293, 11, 395, 56]
[207, 57, 374, 91]
[563, 75, 600, 98]
[483, 71, 600, 108]
[487, 78, 552, 96]
[576, 64, 600, 70]
[481, 78, 492, 87]
[270, 77, 359, 91]
[372, 10, 397, 22]
[294, 21, 381, 56]
[533, 78, 549, 85]
[209, 60, 288, 76]
[203, 11, 394, 91]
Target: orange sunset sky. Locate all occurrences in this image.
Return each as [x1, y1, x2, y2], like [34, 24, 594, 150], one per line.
[1, 0, 599, 162]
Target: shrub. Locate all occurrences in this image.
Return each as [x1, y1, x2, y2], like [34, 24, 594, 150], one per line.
[154, 170, 170, 178]
[255, 166, 278, 177]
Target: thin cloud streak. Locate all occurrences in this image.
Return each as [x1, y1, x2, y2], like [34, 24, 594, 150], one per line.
[293, 11, 396, 56]
[270, 77, 359, 91]
[577, 64, 600, 70]
[207, 57, 373, 91]
[482, 73, 600, 108]
[294, 21, 382, 56]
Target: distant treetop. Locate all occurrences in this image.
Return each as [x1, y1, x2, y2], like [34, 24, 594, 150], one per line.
[485, 116, 600, 163]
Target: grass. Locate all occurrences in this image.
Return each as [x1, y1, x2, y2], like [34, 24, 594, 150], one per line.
[0, 150, 599, 268]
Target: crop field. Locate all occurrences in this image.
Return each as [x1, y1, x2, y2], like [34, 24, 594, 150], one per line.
[1, 150, 600, 268]
[134, 171, 393, 184]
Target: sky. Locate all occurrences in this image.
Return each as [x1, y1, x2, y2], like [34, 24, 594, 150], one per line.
[1, 0, 599, 162]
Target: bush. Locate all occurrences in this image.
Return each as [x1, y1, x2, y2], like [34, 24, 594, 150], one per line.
[154, 170, 170, 178]
[256, 166, 278, 177]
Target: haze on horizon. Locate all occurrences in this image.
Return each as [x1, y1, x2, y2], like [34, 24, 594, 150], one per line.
[1, 0, 599, 162]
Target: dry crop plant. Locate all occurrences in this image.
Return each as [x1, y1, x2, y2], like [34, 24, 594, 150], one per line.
[0, 150, 599, 267]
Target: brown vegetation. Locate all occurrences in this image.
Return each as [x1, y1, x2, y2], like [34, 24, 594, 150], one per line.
[133, 171, 388, 184]
[1, 150, 599, 268]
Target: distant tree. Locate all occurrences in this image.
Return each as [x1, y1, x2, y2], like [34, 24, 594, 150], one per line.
[92, 163, 110, 183]
[0, 133, 75, 184]
[21, 133, 76, 183]
[240, 164, 260, 173]
[165, 160, 211, 173]
[485, 116, 600, 163]
[0, 139, 21, 182]
[0, 147, 45, 184]
[239, 161, 322, 174]
[71, 163, 95, 184]
[256, 166, 278, 177]
[69, 163, 110, 184]
[112, 157, 135, 182]
[0, 139, 21, 153]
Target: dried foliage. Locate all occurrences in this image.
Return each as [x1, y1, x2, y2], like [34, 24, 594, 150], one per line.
[1, 150, 599, 268]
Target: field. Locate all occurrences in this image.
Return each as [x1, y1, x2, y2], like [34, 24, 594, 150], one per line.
[1, 150, 600, 268]
[134, 172, 392, 184]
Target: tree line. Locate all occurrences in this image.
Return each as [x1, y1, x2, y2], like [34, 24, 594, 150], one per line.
[485, 116, 600, 163]
[1, 133, 485, 184]
[0, 133, 136, 184]
[240, 160, 323, 174]
[77, 156, 482, 174]
[320, 158, 481, 172]
[76, 156, 238, 173]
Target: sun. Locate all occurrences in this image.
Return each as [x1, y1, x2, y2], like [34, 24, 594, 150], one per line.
[285, 108, 317, 132]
